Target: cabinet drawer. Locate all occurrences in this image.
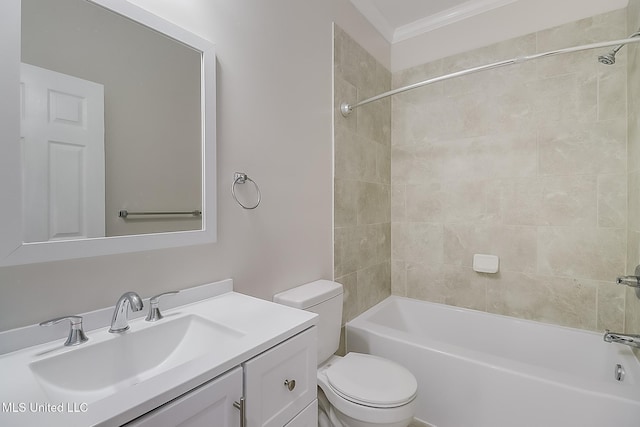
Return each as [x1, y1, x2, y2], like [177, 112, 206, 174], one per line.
[284, 400, 317, 427]
[244, 327, 317, 427]
[124, 367, 242, 427]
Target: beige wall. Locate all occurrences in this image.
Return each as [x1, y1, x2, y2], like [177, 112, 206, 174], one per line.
[334, 26, 392, 328]
[0, 0, 390, 332]
[390, 9, 629, 332]
[626, 0, 640, 337]
[22, 0, 203, 237]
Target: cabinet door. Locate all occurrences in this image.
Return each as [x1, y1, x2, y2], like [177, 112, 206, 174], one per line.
[244, 327, 317, 427]
[284, 400, 318, 427]
[125, 367, 242, 427]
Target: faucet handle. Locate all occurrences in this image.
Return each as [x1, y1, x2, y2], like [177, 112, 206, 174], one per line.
[145, 291, 179, 322]
[40, 315, 89, 346]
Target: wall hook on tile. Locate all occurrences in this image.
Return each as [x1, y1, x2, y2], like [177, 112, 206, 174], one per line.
[232, 172, 261, 210]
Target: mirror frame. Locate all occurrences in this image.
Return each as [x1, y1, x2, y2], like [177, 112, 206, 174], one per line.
[0, 0, 216, 266]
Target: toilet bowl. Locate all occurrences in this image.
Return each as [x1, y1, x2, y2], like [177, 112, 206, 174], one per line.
[274, 280, 418, 427]
[317, 353, 417, 427]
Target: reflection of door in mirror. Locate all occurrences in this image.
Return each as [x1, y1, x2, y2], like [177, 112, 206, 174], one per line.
[21, 0, 203, 240]
[20, 63, 105, 243]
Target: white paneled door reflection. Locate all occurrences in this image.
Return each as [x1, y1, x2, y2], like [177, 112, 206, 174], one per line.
[20, 63, 105, 242]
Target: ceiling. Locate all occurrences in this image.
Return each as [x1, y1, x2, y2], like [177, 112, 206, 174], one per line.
[350, 0, 519, 44]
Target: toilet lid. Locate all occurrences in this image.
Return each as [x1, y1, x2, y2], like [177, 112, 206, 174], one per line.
[325, 353, 417, 407]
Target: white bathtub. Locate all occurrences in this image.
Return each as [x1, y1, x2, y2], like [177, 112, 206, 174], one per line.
[345, 296, 640, 427]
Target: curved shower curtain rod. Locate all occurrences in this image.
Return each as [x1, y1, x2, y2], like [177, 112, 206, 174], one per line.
[340, 35, 640, 117]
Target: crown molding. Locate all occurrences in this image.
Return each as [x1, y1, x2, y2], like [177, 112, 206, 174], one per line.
[350, 0, 520, 44]
[393, 0, 519, 43]
[349, 0, 396, 43]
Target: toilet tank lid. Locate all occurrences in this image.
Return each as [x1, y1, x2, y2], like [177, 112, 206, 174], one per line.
[273, 280, 343, 309]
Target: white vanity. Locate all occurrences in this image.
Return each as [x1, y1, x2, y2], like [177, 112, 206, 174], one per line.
[0, 280, 318, 426]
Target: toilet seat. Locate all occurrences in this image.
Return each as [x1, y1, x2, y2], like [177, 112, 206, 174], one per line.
[324, 353, 417, 408]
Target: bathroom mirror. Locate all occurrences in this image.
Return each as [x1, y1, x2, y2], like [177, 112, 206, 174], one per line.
[0, 0, 217, 266]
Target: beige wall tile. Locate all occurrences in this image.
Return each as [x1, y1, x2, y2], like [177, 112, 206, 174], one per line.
[335, 178, 358, 228]
[629, 115, 640, 174]
[376, 141, 391, 184]
[537, 175, 597, 226]
[442, 34, 536, 74]
[628, 231, 640, 273]
[335, 76, 357, 133]
[443, 224, 537, 274]
[536, 10, 627, 52]
[393, 60, 444, 106]
[395, 223, 444, 266]
[598, 174, 627, 228]
[336, 272, 358, 325]
[391, 185, 406, 222]
[597, 281, 626, 331]
[626, 287, 640, 332]
[441, 180, 499, 224]
[334, 26, 378, 93]
[357, 182, 390, 225]
[335, 127, 377, 181]
[442, 265, 487, 311]
[406, 263, 445, 303]
[599, 66, 627, 121]
[358, 97, 390, 145]
[357, 261, 391, 311]
[391, 260, 407, 296]
[486, 271, 597, 330]
[336, 223, 389, 277]
[500, 178, 541, 226]
[538, 120, 626, 176]
[334, 26, 391, 324]
[629, 171, 640, 232]
[537, 227, 625, 281]
[526, 72, 597, 125]
[405, 183, 442, 223]
[334, 226, 359, 277]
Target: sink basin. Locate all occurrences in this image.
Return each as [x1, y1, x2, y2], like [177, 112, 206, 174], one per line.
[29, 315, 244, 403]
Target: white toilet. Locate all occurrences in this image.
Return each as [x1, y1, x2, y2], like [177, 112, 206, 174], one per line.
[274, 280, 417, 427]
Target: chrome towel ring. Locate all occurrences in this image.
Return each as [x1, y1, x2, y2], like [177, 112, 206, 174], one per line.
[232, 172, 261, 209]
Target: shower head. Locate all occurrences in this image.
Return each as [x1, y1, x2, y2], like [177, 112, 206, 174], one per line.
[598, 52, 617, 65]
[598, 30, 640, 65]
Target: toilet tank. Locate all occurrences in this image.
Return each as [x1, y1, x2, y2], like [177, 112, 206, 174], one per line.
[273, 280, 343, 365]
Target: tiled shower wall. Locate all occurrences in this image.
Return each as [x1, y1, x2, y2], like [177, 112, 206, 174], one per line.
[626, 0, 640, 336]
[334, 26, 392, 328]
[391, 9, 630, 332]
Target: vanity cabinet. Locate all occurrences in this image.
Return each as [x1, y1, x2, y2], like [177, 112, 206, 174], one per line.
[125, 367, 242, 427]
[123, 327, 316, 427]
[243, 327, 317, 427]
[284, 400, 318, 427]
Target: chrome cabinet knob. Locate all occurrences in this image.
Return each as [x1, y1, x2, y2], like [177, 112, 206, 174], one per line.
[284, 379, 296, 391]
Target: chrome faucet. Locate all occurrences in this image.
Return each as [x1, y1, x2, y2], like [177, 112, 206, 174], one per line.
[616, 265, 640, 288]
[109, 292, 143, 333]
[603, 330, 640, 349]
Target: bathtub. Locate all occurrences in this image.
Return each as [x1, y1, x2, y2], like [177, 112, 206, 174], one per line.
[345, 296, 640, 427]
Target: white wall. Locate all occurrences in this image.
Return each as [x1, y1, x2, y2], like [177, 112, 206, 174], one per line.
[0, 0, 387, 331]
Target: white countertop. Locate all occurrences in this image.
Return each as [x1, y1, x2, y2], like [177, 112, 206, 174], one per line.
[0, 281, 317, 426]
